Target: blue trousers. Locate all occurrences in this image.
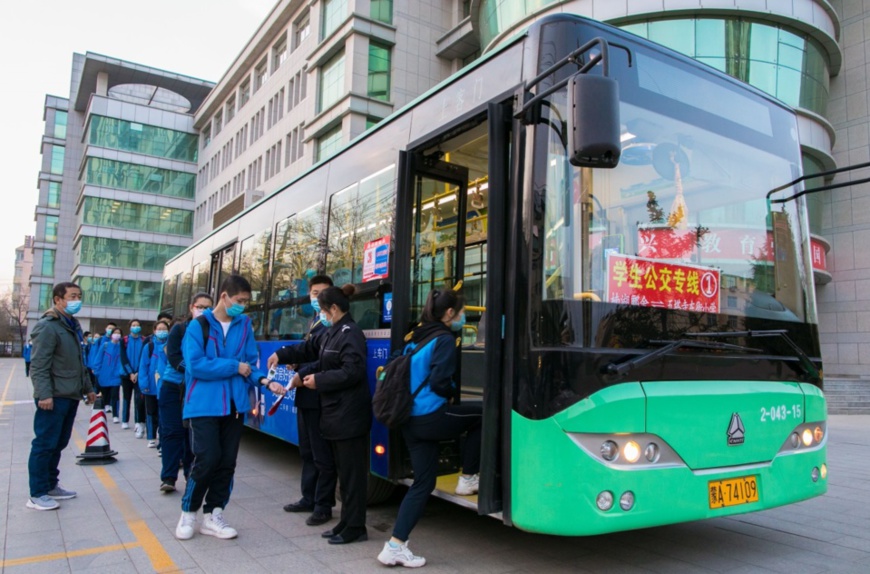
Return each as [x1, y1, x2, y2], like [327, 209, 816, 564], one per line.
[158, 382, 192, 483]
[28, 397, 79, 497]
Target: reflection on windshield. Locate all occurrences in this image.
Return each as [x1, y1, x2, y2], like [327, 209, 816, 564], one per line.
[540, 95, 810, 332]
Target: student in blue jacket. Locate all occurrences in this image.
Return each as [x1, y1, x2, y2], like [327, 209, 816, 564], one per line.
[175, 274, 285, 542]
[139, 319, 170, 448]
[120, 319, 146, 434]
[23, 339, 32, 377]
[95, 327, 124, 421]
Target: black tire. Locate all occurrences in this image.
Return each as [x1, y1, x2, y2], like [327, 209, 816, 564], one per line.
[367, 474, 396, 505]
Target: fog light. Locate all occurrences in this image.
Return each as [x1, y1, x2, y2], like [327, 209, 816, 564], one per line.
[813, 426, 824, 443]
[619, 491, 635, 511]
[596, 491, 614, 511]
[644, 443, 660, 463]
[600, 440, 619, 461]
[790, 433, 800, 448]
[811, 467, 820, 482]
[623, 441, 641, 463]
[820, 464, 827, 479]
[802, 429, 813, 446]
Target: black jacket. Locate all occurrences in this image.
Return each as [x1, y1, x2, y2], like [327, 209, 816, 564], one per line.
[276, 313, 370, 440]
[292, 319, 328, 409]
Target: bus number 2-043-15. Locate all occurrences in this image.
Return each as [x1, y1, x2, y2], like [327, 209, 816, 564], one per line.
[760, 404, 801, 422]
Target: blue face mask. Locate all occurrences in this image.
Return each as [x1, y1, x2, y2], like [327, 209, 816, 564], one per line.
[155, 331, 169, 341]
[310, 297, 321, 313]
[450, 313, 466, 332]
[87, 337, 93, 343]
[131, 326, 141, 335]
[320, 312, 333, 328]
[226, 302, 246, 317]
[105, 327, 113, 335]
[65, 300, 82, 315]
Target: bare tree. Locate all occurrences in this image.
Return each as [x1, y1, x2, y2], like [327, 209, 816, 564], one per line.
[0, 290, 29, 353]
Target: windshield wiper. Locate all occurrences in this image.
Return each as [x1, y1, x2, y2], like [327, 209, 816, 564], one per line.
[605, 338, 760, 377]
[684, 330, 820, 382]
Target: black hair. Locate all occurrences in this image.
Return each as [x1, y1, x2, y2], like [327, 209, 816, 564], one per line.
[129, 318, 141, 326]
[110, 327, 124, 336]
[154, 319, 171, 331]
[421, 288, 464, 323]
[308, 274, 334, 289]
[106, 322, 118, 329]
[190, 291, 212, 306]
[52, 282, 80, 303]
[219, 274, 251, 298]
[83, 331, 91, 337]
[317, 284, 356, 313]
[157, 311, 173, 322]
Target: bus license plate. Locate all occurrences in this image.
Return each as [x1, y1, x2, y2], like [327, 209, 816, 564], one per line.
[708, 476, 759, 509]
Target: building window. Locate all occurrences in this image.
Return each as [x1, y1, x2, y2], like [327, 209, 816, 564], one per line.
[294, 11, 311, 50]
[462, 0, 471, 18]
[321, 0, 347, 40]
[371, 0, 393, 24]
[49, 145, 65, 175]
[319, 50, 345, 113]
[45, 215, 59, 243]
[53, 110, 68, 140]
[368, 42, 391, 101]
[84, 157, 195, 199]
[226, 95, 236, 122]
[78, 236, 185, 270]
[88, 116, 198, 162]
[81, 197, 193, 236]
[366, 116, 382, 130]
[273, 35, 288, 71]
[38, 284, 53, 312]
[240, 78, 251, 108]
[255, 58, 268, 92]
[76, 276, 163, 310]
[316, 125, 342, 162]
[47, 182, 61, 208]
[214, 111, 223, 136]
[41, 250, 55, 276]
[202, 124, 211, 149]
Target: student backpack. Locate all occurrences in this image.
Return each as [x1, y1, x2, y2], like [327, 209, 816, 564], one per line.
[372, 331, 443, 429]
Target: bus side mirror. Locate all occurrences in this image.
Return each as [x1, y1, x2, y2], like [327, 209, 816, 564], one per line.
[568, 74, 621, 169]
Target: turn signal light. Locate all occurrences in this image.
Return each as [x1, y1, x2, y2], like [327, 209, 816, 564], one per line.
[374, 444, 386, 455]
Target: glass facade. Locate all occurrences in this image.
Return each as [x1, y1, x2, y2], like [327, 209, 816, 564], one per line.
[368, 43, 391, 101]
[45, 216, 59, 243]
[82, 197, 193, 236]
[478, 0, 560, 48]
[85, 157, 195, 199]
[319, 50, 345, 112]
[238, 229, 272, 306]
[79, 236, 185, 271]
[802, 154, 826, 236]
[37, 284, 53, 312]
[322, 0, 347, 39]
[88, 115, 198, 162]
[49, 145, 65, 175]
[41, 250, 55, 276]
[316, 126, 343, 162]
[47, 182, 61, 208]
[371, 0, 392, 24]
[53, 110, 68, 140]
[620, 18, 830, 116]
[76, 276, 162, 310]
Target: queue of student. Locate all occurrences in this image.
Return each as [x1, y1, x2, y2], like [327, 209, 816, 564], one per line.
[26, 276, 480, 568]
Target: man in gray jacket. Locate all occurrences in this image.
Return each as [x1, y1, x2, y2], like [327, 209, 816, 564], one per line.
[27, 282, 95, 511]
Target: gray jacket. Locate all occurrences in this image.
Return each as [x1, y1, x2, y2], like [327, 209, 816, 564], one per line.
[30, 308, 93, 401]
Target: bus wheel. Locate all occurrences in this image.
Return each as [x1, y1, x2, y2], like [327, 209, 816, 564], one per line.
[367, 475, 395, 505]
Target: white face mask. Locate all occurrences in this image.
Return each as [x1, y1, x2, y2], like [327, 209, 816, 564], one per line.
[192, 308, 204, 319]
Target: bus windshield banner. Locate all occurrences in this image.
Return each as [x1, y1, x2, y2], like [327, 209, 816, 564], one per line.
[363, 236, 390, 282]
[606, 254, 720, 313]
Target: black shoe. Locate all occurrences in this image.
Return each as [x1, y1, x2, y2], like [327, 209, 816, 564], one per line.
[160, 481, 176, 493]
[283, 500, 315, 513]
[328, 528, 368, 545]
[306, 511, 332, 526]
[321, 522, 346, 538]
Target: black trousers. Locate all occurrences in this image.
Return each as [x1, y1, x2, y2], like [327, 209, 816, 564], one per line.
[120, 376, 145, 424]
[331, 434, 369, 532]
[144, 394, 160, 440]
[182, 412, 244, 514]
[392, 403, 482, 541]
[297, 407, 336, 512]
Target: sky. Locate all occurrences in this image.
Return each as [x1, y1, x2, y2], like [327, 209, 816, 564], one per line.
[0, 0, 277, 291]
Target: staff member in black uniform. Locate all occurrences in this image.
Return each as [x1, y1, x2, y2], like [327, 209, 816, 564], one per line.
[270, 284, 370, 544]
[270, 275, 337, 527]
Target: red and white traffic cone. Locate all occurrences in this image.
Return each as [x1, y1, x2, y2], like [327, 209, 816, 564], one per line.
[77, 396, 118, 465]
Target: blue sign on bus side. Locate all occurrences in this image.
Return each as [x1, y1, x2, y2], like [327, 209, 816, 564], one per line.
[374, 244, 389, 276]
[383, 292, 393, 323]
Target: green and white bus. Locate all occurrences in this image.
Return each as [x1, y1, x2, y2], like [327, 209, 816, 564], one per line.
[161, 13, 827, 535]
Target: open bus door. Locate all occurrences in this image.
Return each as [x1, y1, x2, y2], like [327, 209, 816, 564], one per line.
[392, 102, 512, 517]
[208, 242, 237, 297]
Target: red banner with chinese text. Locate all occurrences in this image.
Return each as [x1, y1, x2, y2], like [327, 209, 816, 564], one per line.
[607, 254, 721, 313]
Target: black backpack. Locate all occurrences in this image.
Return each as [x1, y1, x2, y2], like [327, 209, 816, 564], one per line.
[372, 331, 443, 429]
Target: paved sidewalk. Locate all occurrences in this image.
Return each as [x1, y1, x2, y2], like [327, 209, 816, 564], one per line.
[1, 357, 869, 573]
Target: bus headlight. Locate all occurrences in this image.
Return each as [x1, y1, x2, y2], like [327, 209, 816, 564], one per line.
[596, 491, 614, 511]
[790, 433, 800, 449]
[802, 429, 813, 446]
[623, 441, 641, 463]
[820, 464, 827, 479]
[813, 426, 824, 444]
[600, 440, 618, 461]
[644, 443, 660, 463]
[619, 491, 635, 511]
[811, 467, 820, 482]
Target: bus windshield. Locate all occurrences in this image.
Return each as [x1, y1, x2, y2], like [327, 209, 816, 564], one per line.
[533, 47, 816, 350]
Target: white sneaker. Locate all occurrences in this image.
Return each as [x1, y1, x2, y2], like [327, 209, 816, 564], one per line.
[175, 511, 196, 540]
[148, 440, 157, 448]
[112, 417, 120, 424]
[105, 406, 112, 413]
[121, 422, 129, 430]
[378, 541, 426, 568]
[26, 495, 60, 511]
[134, 424, 144, 439]
[455, 474, 479, 496]
[200, 508, 238, 539]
